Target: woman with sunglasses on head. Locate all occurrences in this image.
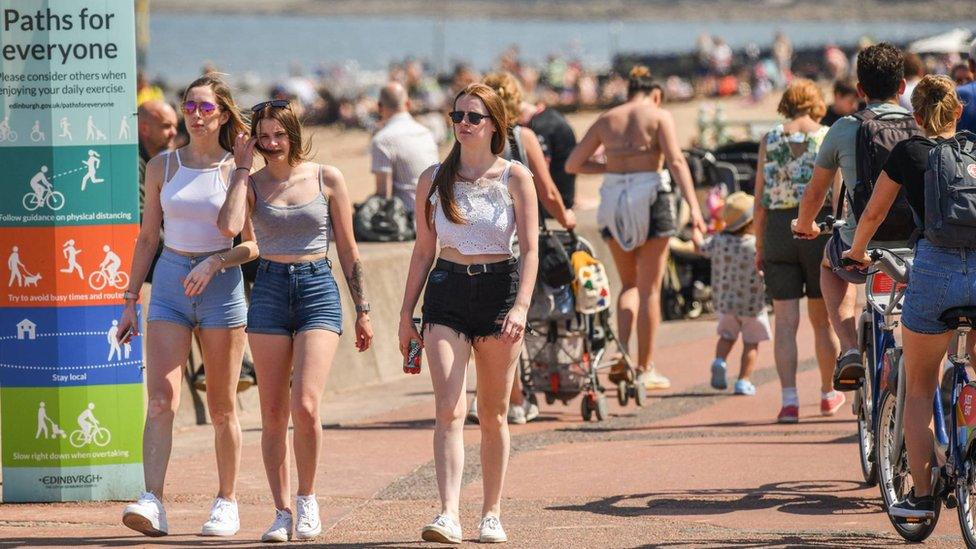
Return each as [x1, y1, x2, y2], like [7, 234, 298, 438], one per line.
[120, 74, 255, 538]
[398, 83, 538, 544]
[566, 66, 707, 392]
[218, 99, 373, 543]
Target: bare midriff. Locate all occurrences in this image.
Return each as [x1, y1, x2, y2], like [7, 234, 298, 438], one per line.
[437, 247, 511, 265]
[262, 251, 329, 264]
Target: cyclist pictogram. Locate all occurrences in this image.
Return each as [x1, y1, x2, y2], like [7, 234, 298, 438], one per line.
[69, 402, 111, 448]
[0, 115, 18, 142]
[22, 166, 65, 212]
[88, 245, 128, 291]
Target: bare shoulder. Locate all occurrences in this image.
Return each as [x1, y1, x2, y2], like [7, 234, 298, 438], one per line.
[318, 163, 344, 186]
[507, 161, 534, 189]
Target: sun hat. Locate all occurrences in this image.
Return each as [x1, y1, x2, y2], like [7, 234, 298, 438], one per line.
[722, 191, 754, 234]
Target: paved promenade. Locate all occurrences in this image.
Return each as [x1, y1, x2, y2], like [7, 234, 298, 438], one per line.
[0, 313, 965, 547]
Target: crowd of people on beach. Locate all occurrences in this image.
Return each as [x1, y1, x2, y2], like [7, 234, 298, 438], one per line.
[120, 25, 976, 544]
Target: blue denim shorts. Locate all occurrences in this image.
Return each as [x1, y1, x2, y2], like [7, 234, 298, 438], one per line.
[147, 249, 247, 329]
[247, 258, 343, 336]
[902, 239, 976, 335]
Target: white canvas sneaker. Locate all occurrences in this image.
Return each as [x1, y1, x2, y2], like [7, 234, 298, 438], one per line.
[478, 515, 508, 543]
[201, 496, 240, 536]
[122, 491, 168, 537]
[295, 495, 322, 540]
[421, 514, 462, 544]
[523, 400, 540, 422]
[261, 508, 293, 543]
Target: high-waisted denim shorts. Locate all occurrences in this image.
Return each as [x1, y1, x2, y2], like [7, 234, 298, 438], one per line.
[902, 239, 976, 335]
[247, 257, 343, 336]
[148, 248, 247, 329]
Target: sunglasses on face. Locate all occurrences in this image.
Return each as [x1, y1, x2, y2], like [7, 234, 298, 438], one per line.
[251, 99, 291, 112]
[448, 110, 488, 125]
[182, 101, 218, 116]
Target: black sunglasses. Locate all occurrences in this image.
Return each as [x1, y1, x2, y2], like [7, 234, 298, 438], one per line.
[251, 100, 291, 112]
[448, 110, 488, 125]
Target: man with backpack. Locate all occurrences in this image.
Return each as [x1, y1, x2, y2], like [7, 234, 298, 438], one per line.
[793, 43, 920, 402]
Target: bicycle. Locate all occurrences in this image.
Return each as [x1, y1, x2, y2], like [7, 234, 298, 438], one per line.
[877, 301, 976, 546]
[69, 425, 111, 448]
[89, 267, 129, 291]
[22, 187, 65, 212]
[0, 126, 18, 142]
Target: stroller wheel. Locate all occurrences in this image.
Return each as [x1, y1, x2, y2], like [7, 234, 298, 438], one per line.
[617, 381, 630, 406]
[634, 382, 648, 407]
[580, 394, 593, 422]
[595, 394, 609, 421]
[686, 299, 704, 319]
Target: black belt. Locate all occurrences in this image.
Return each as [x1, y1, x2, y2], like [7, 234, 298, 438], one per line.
[435, 258, 517, 276]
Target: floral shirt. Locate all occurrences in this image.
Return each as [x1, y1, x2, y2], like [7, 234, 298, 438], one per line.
[700, 233, 766, 317]
[761, 124, 829, 210]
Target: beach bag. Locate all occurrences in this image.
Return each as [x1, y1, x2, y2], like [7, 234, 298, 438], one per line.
[538, 232, 575, 287]
[922, 131, 976, 247]
[570, 250, 611, 314]
[353, 195, 415, 242]
[840, 109, 920, 241]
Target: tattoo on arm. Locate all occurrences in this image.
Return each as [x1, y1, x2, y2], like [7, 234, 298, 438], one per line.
[348, 259, 367, 304]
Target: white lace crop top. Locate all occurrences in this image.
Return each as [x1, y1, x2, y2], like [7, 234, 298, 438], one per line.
[429, 160, 519, 256]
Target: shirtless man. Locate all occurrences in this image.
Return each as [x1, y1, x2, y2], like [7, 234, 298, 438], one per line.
[566, 66, 705, 391]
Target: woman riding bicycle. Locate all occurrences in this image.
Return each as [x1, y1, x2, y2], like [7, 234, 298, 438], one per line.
[842, 75, 967, 518]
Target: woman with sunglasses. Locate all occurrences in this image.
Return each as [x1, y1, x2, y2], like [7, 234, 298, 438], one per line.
[566, 65, 706, 391]
[218, 99, 373, 543]
[398, 83, 538, 544]
[120, 74, 254, 537]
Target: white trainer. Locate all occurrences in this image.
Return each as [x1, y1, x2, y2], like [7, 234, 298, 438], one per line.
[295, 494, 322, 540]
[421, 514, 462, 544]
[478, 515, 507, 543]
[261, 508, 293, 543]
[122, 491, 168, 537]
[201, 496, 240, 536]
[507, 403, 527, 424]
[467, 396, 479, 424]
[523, 400, 540, 422]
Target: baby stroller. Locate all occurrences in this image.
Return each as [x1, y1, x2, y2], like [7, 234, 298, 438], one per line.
[520, 229, 645, 422]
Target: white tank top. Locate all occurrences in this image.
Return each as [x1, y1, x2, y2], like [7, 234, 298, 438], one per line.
[429, 160, 518, 256]
[159, 149, 234, 253]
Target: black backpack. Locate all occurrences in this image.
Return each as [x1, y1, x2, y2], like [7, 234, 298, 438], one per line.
[352, 195, 416, 242]
[841, 109, 921, 241]
[922, 131, 976, 247]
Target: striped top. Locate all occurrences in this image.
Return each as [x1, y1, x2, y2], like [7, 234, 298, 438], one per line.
[370, 112, 439, 213]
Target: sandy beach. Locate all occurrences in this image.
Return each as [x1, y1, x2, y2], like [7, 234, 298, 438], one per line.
[310, 91, 782, 209]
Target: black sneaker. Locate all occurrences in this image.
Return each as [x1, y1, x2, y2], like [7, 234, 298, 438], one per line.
[889, 489, 935, 520]
[832, 351, 865, 391]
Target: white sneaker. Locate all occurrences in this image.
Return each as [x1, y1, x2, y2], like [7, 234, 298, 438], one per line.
[421, 514, 462, 544]
[523, 400, 540, 422]
[295, 494, 322, 540]
[478, 515, 508, 543]
[467, 396, 479, 424]
[639, 368, 671, 390]
[122, 491, 168, 537]
[201, 496, 240, 536]
[507, 403, 527, 424]
[261, 509, 293, 543]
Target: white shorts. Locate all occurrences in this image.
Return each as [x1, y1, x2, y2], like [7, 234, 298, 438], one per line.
[717, 311, 771, 344]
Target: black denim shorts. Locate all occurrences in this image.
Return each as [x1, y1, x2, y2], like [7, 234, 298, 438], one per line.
[422, 258, 519, 341]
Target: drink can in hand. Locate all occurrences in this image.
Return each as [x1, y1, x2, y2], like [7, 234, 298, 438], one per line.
[404, 339, 422, 374]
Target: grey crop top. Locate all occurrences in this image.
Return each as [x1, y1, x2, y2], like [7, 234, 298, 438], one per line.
[250, 165, 332, 256]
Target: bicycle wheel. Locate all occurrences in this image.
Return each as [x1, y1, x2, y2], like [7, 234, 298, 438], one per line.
[93, 427, 111, 447]
[857, 331, 877, 485]
[68, 430, 86, 448]
[856, 381, 877, 485]
[88, 271, 107, 291]
[957, 451, 976, 548]
[21, 193, 41, 212]
[47, 191, 65, 211]
[112, 272, 130, 289]
[876, 389, 940, 541]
